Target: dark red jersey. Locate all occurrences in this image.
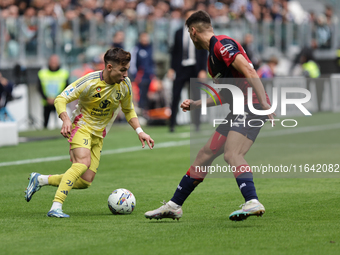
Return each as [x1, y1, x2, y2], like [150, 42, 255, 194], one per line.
[208, 35, 270, 105]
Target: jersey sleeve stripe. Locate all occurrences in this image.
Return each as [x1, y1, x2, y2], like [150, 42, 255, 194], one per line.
[125, 78, 132, 96]
[75, 73, 100, 88]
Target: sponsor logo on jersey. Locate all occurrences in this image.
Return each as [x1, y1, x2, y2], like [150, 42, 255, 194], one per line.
[99, 100, 111, 109]
[219, 44, 234, 56]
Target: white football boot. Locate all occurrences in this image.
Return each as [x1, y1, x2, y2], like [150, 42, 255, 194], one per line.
[145, 201, 183, 220]
[229, 199, 265, 221]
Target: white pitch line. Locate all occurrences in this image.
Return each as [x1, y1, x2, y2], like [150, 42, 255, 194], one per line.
[1, 123, 339, 168]
[0, 140, 191, 168]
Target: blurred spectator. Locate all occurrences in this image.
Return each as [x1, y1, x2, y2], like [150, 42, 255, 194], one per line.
[257, 55, 278, 78]
[183, 0, 196, 10]
[103, 0, 125, 23]
[0, 72, 15, 108]
[112, 30, 125, 49]
[72, 54, 105, 78]
[37, 54, 69, 129]
[147, 77, 166, 110]
[315, 5, 338, 49]
[290, 39, 318, 75]
[300, 49, 323, 112]
[136, 0, 154, 18]
[126, 0, 137, 11]
[22, 7, 38, 54]
[168, 9, 183, 47]
[245, 0, 261, 23]
[308, 11, 318, 40]
[242, 33, 260, 70]
[315, 14, 332, 49]
[96, 0, 113, 18]
[16, 0, 28, 16]
[196, 1, 207, 11]
[214, 2, 230, 25]
[262, 6, 273, 22]
[230, 0, 247, 20]
[325, 5, 338, 26]
[54, 0, 74, 19]
[149, 1, 171, 54]
[91, 55, 105, 71]
[207, 3, 218, 20]
[170, 0, 184, 9]
[301, 51, 320, 79]
[0, 69, 19, 122]
[168, 9, 207, 132]
[130, 32, 155, 113]
[1, 5, 20, 57]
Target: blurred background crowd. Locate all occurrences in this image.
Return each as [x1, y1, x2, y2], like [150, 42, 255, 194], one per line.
[0, 0, 339, 70]
[0, 0, 339, 130]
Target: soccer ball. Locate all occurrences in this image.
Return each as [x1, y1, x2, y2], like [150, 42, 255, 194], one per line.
[108, 188, 136, 215]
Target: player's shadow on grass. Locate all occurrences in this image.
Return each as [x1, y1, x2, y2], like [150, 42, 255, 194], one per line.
[227, 224, 259, 228]
[144, 220, 182, 224]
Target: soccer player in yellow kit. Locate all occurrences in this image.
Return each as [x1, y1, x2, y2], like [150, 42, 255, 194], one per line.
[25, 48, 154, 218]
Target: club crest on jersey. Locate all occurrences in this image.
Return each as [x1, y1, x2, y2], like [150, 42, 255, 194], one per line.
[96, 87, 102, 92]
[219, 44, 234, 56]
[99, 100, 111, 109]
[115, 90, 122, 100]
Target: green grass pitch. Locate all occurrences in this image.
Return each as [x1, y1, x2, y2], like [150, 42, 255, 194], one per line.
[0, 112, 339, 255]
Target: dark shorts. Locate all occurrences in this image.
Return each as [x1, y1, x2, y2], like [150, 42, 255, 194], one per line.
[215, 104, 268, 142]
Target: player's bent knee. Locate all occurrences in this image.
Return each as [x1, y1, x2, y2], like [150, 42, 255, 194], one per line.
[75, 160, 91, 169]
[224, 151, 235, 164]
[73, 177, 92, 189]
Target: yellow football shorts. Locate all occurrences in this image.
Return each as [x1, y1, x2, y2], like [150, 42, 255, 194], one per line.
[68, 126, 103, 173]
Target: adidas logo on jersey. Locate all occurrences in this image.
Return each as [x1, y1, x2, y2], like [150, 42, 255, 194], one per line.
[93, 93, 101, 98]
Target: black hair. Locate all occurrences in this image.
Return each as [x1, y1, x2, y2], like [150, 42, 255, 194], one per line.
[185, 10, 211, 28]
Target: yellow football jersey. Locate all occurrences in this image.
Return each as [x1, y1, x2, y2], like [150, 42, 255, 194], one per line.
[54, 71, 137, 138]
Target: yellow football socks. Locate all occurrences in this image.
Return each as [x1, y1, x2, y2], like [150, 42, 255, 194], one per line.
[48, 174, 63, 187]
[53, 163, 88, 204]
[48, 174, 91, 189]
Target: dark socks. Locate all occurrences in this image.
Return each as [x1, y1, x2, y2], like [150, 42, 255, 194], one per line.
[171, 175, 200, 206]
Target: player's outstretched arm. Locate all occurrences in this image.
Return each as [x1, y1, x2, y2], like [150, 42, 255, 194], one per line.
[55, 95, 73, 138]
[180, 90, 226, 112]
[59, 112, 73, 138]
[231, 54, 275, 123]
[128, 117, 154, 149]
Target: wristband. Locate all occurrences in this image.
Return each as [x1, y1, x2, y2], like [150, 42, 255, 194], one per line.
[136, 127, 143, 134]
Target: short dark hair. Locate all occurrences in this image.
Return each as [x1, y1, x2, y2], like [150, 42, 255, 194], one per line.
[104, 47, 131, 66]
[185, 10, 211, 28]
